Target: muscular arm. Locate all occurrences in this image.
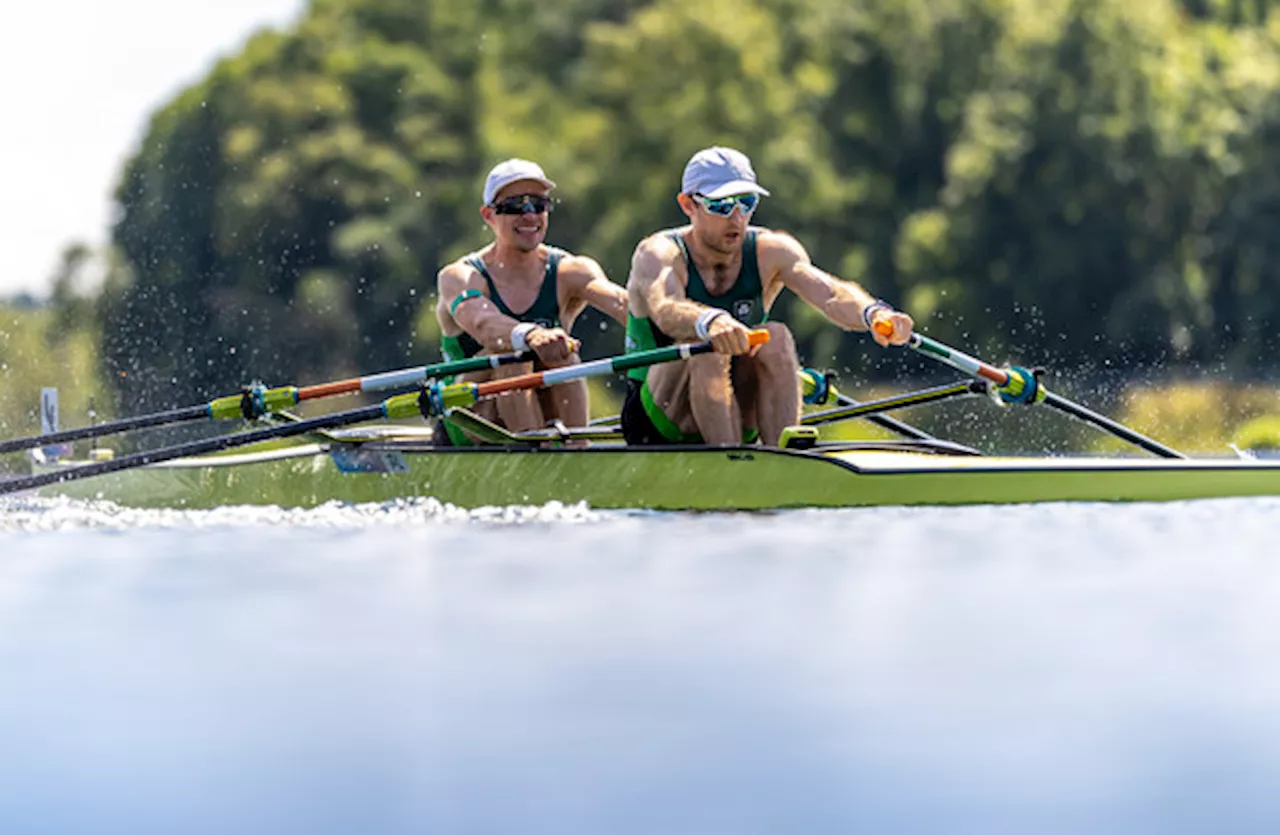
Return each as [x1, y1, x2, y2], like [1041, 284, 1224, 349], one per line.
[627, 235, 705, 340]
[559, 255, 628, 327]
[627, 234, 756, 355]
[437, 262, 527, 351]
[760, 231, 912, 345]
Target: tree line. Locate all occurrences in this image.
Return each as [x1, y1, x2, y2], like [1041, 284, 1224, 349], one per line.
[69, 0, 1280, 412]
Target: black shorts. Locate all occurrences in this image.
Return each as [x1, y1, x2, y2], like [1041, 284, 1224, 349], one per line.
[621, 379, 666, 446]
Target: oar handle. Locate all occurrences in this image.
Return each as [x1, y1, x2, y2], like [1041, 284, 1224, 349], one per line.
[431, 330, 771, 414]
[879, 319, 1010, 386]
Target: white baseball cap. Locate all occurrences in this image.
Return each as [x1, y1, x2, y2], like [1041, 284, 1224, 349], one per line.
[681, 146, 771, 199]
[482, 158, 557, 205]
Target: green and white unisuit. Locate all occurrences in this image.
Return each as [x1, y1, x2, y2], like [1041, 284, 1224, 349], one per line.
[623, 228, 767, 443]
[439, 247, 566, 445]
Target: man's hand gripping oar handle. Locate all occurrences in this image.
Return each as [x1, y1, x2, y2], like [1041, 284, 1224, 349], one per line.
[411, 330, 771, 418]
[0, 333, 771, 498]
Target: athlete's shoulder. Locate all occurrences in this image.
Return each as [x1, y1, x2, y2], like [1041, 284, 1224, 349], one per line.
[552, 251, 609, 286]
[437, 251, 485, 288]
[752, 226, 799, 247]
[754, 227, 809, 260]
[632, 227, 685, 260]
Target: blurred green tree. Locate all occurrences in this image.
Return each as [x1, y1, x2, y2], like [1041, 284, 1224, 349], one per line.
[86, 0, 1280, 416]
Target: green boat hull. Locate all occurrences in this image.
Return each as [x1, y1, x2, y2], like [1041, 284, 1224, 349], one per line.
[31, 441, 1280, 510]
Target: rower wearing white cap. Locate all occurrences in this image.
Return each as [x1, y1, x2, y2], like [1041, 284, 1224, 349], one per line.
[622, 146, 914, 447]
[436, 159, 627, 443]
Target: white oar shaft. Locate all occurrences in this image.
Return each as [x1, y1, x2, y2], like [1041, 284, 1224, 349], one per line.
[359, 353, 521, 392]
[541, 356, 617, 386]
[909, 334, 1009, 385]
[359, 366, 430, 391]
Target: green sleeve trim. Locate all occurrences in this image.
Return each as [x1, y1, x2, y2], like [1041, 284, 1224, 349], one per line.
[440, 334, 467, 363]
[625, 313, 664, 382]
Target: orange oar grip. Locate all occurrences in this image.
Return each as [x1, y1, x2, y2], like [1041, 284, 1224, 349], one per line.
[873, 319, 894, 337]
[475, 371, 544, 397]
[747, 329, 770, 347]
[298, 379, 362, 400]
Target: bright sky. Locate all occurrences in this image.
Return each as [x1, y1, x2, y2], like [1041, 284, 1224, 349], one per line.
[0, 0, 305, 299]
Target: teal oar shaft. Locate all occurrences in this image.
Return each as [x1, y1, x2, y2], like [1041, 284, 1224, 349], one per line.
[607, 341, 714, 375]
[905, 334, 1009, 385]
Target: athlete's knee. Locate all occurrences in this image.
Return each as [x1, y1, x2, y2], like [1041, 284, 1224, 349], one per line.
[755, 325, 798, 374]
[758, 322, 797, 355]
[688, 351, 732, 380]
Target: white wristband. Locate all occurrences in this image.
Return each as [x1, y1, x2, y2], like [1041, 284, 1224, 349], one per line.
[862, 300, 892, 330]
[510, 322, 538, 352]
[695, 309, 727, 340]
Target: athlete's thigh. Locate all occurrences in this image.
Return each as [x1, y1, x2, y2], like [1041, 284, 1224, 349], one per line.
[644, 360, 696, 431]
[537, 378, 586, 421]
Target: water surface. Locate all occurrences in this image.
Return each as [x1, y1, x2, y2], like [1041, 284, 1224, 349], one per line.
[3, 497, 1279, 834]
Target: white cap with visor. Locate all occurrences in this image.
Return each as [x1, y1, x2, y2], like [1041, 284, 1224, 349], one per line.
[681, 146, 771, 199]
[482, 159, 557, 205]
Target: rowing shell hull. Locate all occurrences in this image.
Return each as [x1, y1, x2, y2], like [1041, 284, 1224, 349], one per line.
[31, 443, 1280, 510]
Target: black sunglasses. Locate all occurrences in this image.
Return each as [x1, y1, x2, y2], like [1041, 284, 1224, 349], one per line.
[490, 194, 554, 215]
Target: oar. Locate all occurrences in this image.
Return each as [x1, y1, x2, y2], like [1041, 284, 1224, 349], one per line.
[798, 369, 939, 440]
[422, 330, 770, 414]
[800, 381, 986, 427]
[878, 323, 1185, 459]
[0, 350, 535, 456]
[0, 332, 767, 497]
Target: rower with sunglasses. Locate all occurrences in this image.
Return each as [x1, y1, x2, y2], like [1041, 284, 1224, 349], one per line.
[435, 159, 628, 443]
[622, 146, 915, 447]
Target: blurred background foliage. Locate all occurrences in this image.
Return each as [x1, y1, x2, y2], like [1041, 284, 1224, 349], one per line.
[8, 0, 1280, 451]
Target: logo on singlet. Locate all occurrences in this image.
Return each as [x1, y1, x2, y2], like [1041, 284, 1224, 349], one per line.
[733, 300, 756, 323]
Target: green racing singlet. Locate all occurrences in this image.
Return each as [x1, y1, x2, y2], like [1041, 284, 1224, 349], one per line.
[437, 247, 566, 446]
[623, 228, 767, 443]
[441, 247, 566, 362]
[624, 228, 767, 381]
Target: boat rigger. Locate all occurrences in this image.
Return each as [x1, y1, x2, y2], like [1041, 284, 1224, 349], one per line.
[7, 328, 1280, 510]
